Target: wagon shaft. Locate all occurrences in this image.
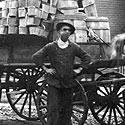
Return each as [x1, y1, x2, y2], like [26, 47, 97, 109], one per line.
[88, 58, 125, 70]
[81, 77, 125, 86]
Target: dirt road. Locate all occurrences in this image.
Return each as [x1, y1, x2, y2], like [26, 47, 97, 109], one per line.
[0, 90, 100, 125]
[0, 89, 42, 125]
[0, 103, 42, 125]
[0, 102, 100, 125]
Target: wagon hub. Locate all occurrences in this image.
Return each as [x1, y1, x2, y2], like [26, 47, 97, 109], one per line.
[106, 93, 119, 107]
[26, 77, 38, 93]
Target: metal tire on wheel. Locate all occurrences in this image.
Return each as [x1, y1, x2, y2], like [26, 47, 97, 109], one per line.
[89, 72, 125, 125]
[37, 80, 88, 125]
[6, 66, 45, 121]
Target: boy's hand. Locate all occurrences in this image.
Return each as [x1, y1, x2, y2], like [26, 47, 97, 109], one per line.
[42, 65, 56, 75]
[45, 68, 56, 75]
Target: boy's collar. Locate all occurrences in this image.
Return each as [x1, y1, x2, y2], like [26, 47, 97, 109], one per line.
[56, 38, 69, 49]
[54, 38, 71, 46]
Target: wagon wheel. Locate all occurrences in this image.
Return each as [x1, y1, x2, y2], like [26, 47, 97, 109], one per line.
[37, 80, 88, 125]
[89, 72, 125, 125]
[5, 66, 45, 121]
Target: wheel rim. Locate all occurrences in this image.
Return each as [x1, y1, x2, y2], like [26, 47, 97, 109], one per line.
[89, 72, 125, 125]
[37, 81, 88, 125]
[6, 66, 45, 120]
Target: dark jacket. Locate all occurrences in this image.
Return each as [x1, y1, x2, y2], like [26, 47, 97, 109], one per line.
[32, 41, 91, 88]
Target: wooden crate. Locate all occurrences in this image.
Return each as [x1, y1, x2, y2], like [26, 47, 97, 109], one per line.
[19, 17, 26, 26]
[42, 0, 48, 3]
[2, 0, 8, 10]
[26, 16, 41, 26]
[51, 0, 58, 6]
[18, 7, 26, 17]
[75, 29, 87, 43]
[9, 8, 17, 17]
[82, 0, 98, 17]
[19, 26, 28, 34]
[57, 0, 78, 8]
[0, 25, 8, 34]
[27, 6, 42, 18]
[29, 26, 45, 36]
[40, 2, 50, 19]
[2, 9, 8, 18]
[41, 9, 49, 20]
[49, 5, 57, 15]
[84, 4, 98, 17]
[27, 0, 41, 8]
[8, 17, 18, 26]
[86, 17, 111, 43]
[59, 7, 78, 15]
[2, 17, 8, 26]
[8, 26, 18, 34]
[68, 30, 88, 43]
[42, 2, 50, 12]
[8, 0, 18, 8]
[83, 0, 95, 7]
[18, 0, 27, 7]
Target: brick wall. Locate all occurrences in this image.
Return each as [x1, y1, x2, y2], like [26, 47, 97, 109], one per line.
[95, 0, 125, 38]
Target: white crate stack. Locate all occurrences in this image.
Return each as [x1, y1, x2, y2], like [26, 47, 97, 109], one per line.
[1, 0, 8, 34]
[18, 0, 49, 36]
[0, 0, 110, 43]
[0, 0, 57, 38]
[82, 0, 98, 17]
[8, 0, 18, 34]
[57, 0, 79, 15]
[40, 0, 57, 37]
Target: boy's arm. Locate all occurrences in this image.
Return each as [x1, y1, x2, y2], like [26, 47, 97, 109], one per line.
[75, 44, 91, 68]
[32, 46, 48, 67]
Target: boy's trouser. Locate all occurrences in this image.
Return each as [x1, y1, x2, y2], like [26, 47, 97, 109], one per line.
[47, 86, 73, 125]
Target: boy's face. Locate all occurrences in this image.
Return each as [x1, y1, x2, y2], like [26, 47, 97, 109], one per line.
[58, 25, 72, 42]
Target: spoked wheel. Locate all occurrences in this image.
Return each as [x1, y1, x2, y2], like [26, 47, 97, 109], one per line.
[89, 72, 125, 125]
[37, 80, 88, 125]
[5, 66, 45, 121]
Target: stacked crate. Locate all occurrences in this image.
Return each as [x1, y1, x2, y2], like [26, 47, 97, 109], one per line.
[1, 0, 8, 34]
[0, 0, 57, 37]
[54, 0, 88, 43]
[18, 0, 28, 34]
[18, 0, 44, 36]
[17, 0, 57, 37]
[82, 0, 98, 17]
[26, 0, 43, 36]
[8, 0, 18, 34]
[57, 0, 79, 15]
[40, 0, 57, 37]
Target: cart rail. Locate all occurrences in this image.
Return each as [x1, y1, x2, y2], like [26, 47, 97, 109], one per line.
[81, 77, 125, 86]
